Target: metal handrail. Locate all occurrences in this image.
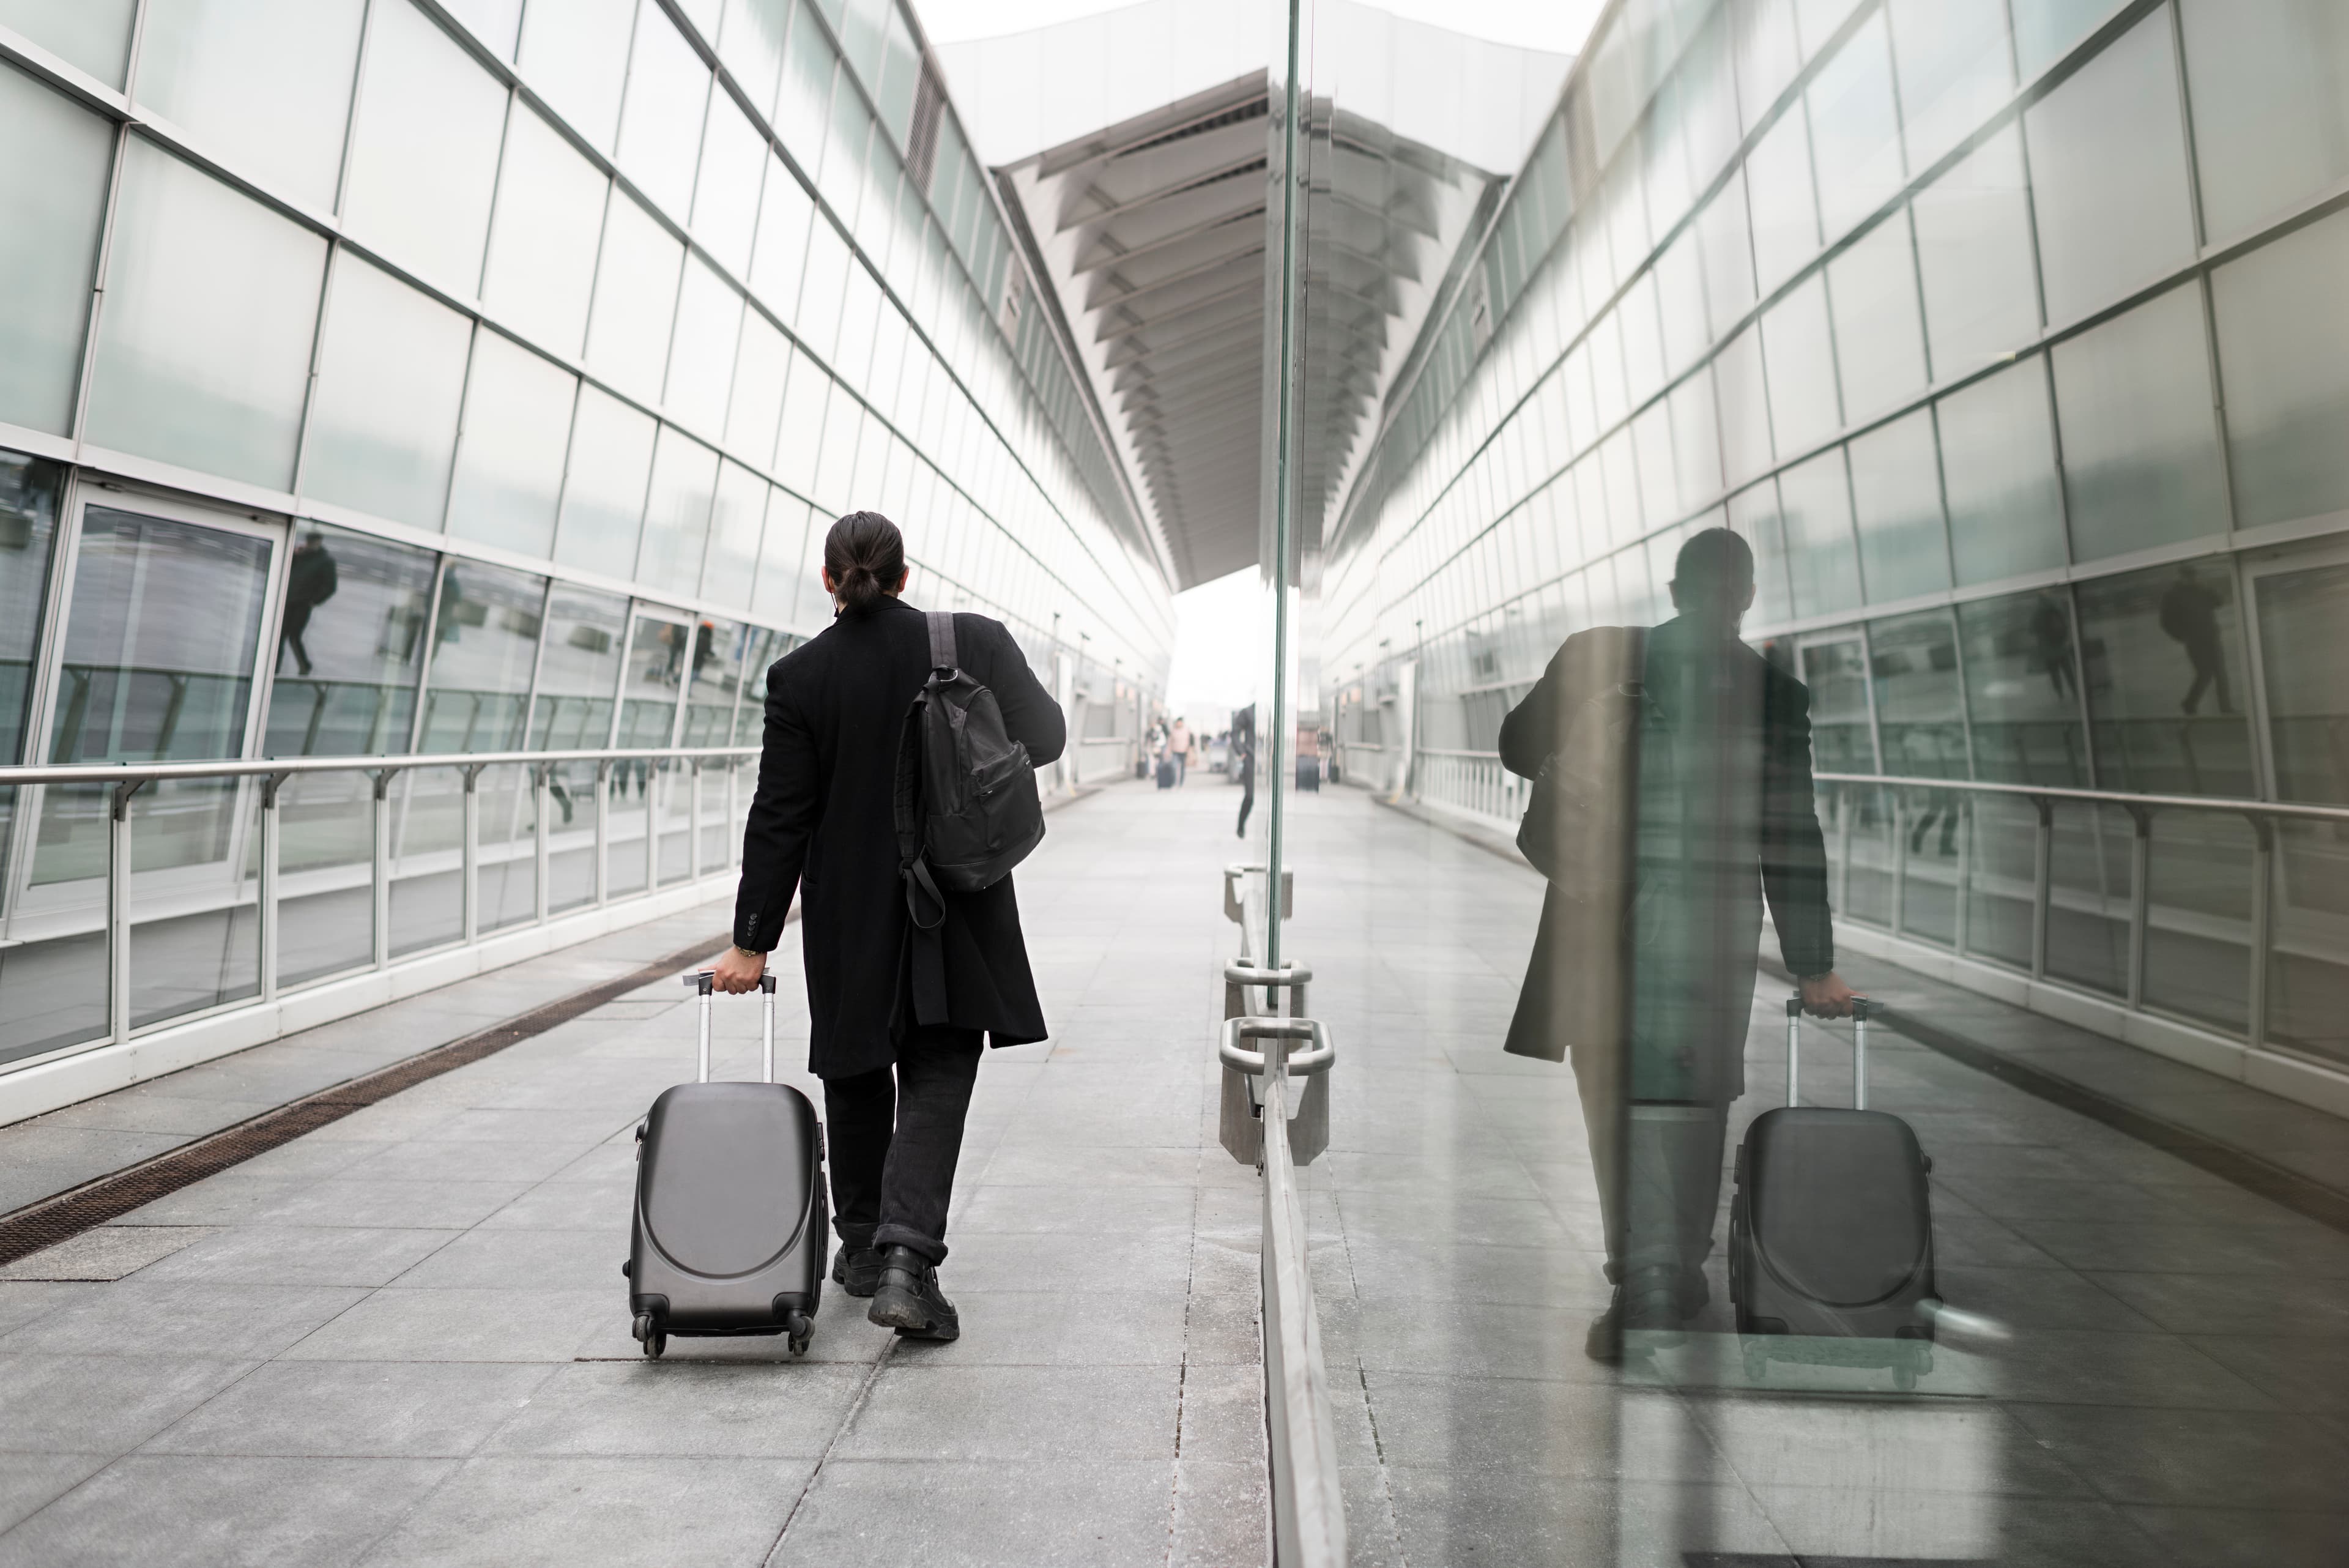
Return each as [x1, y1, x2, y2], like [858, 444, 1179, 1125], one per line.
[0, 743, 760, 1069]
[1812, 771, 2349, 825]
[1413, 746, 1502, 759]
[1806, 772, 2348, 1054]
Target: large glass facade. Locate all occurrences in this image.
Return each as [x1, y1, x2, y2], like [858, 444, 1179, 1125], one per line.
[0, 0, 1173, 1068]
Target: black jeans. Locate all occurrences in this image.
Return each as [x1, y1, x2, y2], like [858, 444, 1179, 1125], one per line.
[823, 1024, 983, 1265]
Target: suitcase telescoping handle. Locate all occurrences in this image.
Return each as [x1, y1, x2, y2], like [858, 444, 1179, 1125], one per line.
[1784, 990, 1874, 1109]
[683, 970, 779, 1084]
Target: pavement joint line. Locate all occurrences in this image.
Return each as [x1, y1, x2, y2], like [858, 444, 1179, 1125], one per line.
[762, 1332, 900, 1563]
[0, 926, 754, 1267]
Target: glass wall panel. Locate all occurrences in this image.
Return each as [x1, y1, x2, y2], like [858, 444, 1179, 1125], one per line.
[480, 104, 609, 359]
[1805, 12, 1904, 242]
[341, 0, 507, 295]
[664, 256, 744, 437]
[725, 314, 790, 468]
[2012, 0, 2121, 80]
[683, 615, 748, 745]
[2046, 801, 2133, 996]
[776, 0, 836, 168]
[1729, 479, 1792, 625]
[1743, 106, 1818, 294]
[0, 454, 62, 771]
[2181, 0, 2349, 239]
[1910, 126, 2040, 382]
[1964, 791, 2039, 969]
[135, 0, 363, 212]
[718, 0, 792, 116]
[1713, 325, 1772, 487]
[529, 585, 625, 749]
[1827, 212, 1927, 425]
[1935, 359, 2066, 584]
[261, 523, 434, 758]
[1799, 635, 1874, 773]
[0, 62, 110, 436]
[2077, 561, 2254, 797]
[750, 159, 816, 316]
[2210, 208, 2349, 532]
[84, 141, 327, 489]
[1958, 590, 2086, 784]
[2050, 284, 2225, 562]
[617, 609, 689, 748]
[416, 559, 545, 753]
[2255, 555, 2349, 804]
[302, 256, 471, 527]
[514, 0, 637, 154]
[445, 332, 577, 557]
[1868, 607, 1965, 777]
[636, 427, 719, 600]
[754, 487, 815, 625]
[1761, 274, 1841, 456]
[442, 0, 522, 57]
[1694, 169, 1757, 332]
[701, 459, 765, 609]
[2142, 809, 2254, 1033]
[552, 385, 655, 573]
[692, 94, 766, 278]
[2022, 10, 2196, 325]
[584, 193, 685, 406]
[1777, 446, 1862, 617]
[1848, 409, 1950, 603]
[0, 0, 136, 86]
[1885, 0, 2014, 172]
[615, 5, 711, 221]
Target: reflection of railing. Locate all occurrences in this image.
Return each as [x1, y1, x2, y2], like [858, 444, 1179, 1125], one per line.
[0, 745, 755, 1061]
[1813, 771, 2349, 1064]
[1411, 747, 1521, 827]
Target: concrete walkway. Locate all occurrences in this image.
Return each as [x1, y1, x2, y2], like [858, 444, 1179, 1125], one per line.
[1282, 783, 2349, 1568]
[0, 779, 1266, 1567]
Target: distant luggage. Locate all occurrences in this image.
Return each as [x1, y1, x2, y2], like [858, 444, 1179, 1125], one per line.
[627, 972, 826, 1359]
[1295, 754, 1319, 792]
[1157, 757, 1176, 789]
[1729, 995, 1937, 1388]
[1135, 758, 1148, 779]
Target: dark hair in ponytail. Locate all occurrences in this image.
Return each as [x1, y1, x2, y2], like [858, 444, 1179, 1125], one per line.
[823, 510, 905, 612]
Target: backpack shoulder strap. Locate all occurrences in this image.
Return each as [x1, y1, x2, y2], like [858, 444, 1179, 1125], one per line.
[926, 610, 957, 674]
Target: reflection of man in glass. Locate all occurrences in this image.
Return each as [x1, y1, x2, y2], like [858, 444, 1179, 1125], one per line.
[1500, 528, 1858, 1361]
[1233, 704, 1256, 841]
[2159, 564, 2234, 716]
[279, 529, 338, 677]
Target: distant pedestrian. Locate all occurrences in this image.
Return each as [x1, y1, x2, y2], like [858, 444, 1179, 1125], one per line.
[2159, 565, 2235, 716]
[279, 529, 338, 677]
[1233, 705, 1256, 839]
[1168, 716, 1192, 786]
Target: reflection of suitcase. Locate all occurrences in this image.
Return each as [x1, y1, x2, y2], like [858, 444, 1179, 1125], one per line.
[1729, 996, 1936, 1388]
[1157, 758, 1176, 789]
[1294, 756, 1319, 792]
[627, 973, 825, 1359]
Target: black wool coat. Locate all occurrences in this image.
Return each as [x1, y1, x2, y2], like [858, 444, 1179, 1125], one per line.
[1499, 616, 1835, 1102]
[732, 598, 1066, 1078]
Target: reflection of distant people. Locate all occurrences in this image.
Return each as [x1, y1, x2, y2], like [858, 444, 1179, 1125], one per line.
[2030, 595, 2075, 702]
[1233, 705, 1256, 841]
[280, 530, 338, 677]
[1499, 528, 1858, 1362]
[2159, 565, 2234, 716]
[1168, 717, 1192, 786]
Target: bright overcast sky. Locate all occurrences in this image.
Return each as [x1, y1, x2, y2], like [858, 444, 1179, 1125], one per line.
[915, 0, 1603, 54]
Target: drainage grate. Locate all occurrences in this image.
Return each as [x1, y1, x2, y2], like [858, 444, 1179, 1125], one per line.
[0, 931, 735, 1267]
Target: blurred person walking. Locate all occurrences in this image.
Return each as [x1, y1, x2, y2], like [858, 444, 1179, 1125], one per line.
[2160, 563, 2235, 716]
[713, 511, 1064, 1342]
[1499, 527, 1858, 1361]
[1168, 716, 1193, 784]
[1233, 704, 1256, 839]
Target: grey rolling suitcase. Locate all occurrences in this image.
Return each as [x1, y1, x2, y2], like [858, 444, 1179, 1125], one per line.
[1729, 995, 1937, 1388]
[625, 972, 826, 1359]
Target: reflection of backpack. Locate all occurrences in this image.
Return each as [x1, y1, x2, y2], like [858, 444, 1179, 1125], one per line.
[893, 612, 1045, 927]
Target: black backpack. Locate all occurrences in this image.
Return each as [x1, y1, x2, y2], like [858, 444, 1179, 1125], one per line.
[892, 611, 1045, 929]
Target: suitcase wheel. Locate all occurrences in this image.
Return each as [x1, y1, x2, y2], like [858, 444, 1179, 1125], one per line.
[785, 1310, 814, 1357]
[633, 1312, 666, 1359]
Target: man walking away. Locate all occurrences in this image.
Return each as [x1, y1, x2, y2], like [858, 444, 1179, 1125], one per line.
[2160, 565, 2235, 716]
[1499, 527, 1859, 1360]
[1168, 716, 1192, 785]
[280, 529, 338, 677]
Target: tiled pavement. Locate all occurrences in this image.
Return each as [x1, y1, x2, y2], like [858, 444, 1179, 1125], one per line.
[1282, 784, 2349, 1568]
[0, 779, 1268, 1567]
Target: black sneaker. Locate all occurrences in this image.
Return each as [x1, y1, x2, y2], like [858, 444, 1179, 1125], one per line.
[866, 1245, 960, 1341]
[831, 1244, 883, 1298]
